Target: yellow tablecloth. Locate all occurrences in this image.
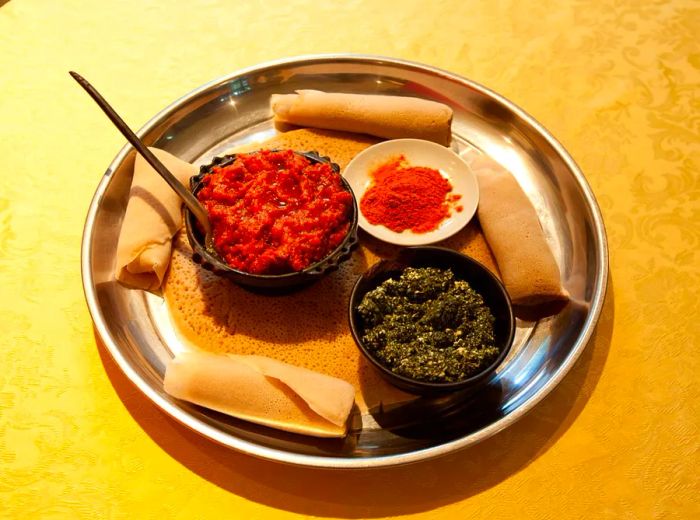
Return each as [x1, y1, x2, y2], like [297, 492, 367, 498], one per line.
[1, 0, 698, 518]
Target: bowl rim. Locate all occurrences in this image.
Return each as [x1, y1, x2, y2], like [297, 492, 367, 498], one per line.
[348, 246, 516, 391]
[185, 149, 359, 280]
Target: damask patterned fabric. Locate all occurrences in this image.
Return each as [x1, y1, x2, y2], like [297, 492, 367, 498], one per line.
[0, 0, 697, 518]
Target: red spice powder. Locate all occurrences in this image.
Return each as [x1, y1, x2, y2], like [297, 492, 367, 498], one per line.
[360, 155, 459, 233]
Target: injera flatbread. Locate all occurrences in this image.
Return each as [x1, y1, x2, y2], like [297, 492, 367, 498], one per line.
[270, 90, 453, 146]
[164, 351, 355, 437]
[116, 148, 197, 290]
[163, 129, 500, 411]
[464, 148, 568, 307]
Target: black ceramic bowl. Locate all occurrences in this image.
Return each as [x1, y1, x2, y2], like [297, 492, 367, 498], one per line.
[185, 150, 359, 291]
[348, 246, 515, 395]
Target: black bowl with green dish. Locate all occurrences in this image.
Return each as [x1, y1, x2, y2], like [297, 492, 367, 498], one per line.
[348, 246, 515, 395]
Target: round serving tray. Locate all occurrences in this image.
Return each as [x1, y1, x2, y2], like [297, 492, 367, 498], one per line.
[81, 54, 608, 468]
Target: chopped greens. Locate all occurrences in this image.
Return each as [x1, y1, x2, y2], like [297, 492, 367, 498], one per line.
[357, 267, 498, 383]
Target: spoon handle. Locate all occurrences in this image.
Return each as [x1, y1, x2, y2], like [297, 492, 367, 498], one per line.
[69, 71, 212, 240]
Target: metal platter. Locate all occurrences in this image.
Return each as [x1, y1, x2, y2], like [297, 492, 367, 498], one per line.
[81, 55, 608, 468]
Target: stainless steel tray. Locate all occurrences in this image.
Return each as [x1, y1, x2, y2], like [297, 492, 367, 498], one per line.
[81, 55, 608, 468]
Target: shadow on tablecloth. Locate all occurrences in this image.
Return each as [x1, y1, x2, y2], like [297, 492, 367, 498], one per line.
[96, 279, 615, 517]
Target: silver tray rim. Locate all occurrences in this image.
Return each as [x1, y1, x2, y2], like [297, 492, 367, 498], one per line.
[81, 53, 609, 469]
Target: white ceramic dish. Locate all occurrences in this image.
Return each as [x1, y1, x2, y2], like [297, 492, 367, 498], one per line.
[344, 139, 479, 246]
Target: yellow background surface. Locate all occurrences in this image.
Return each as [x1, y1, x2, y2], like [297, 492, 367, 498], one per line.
[1, 0, 698, 518]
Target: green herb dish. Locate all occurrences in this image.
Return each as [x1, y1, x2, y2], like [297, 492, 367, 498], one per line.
[349, 247, 515, 395]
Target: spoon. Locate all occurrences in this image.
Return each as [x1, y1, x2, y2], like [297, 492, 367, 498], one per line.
[69, 71, 214, 250]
